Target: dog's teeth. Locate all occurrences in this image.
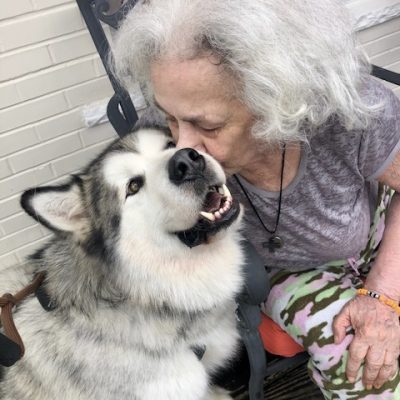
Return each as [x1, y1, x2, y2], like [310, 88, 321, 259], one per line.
[217, 186, 224, 195]
[214, 211, 222, 219]
[200, 211, 216, 221]
[222, 201, 231, 213]
[222, 184, 232, 199]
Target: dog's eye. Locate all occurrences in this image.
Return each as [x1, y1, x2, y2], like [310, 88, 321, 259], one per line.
[126, 177, 144, 197]
[165, 141, 176, 149]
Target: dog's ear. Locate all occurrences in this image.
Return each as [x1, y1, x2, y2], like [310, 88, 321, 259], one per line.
[20, 177, 88, 233]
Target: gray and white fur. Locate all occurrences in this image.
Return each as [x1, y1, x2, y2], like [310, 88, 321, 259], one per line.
[0, 126, 244, 400]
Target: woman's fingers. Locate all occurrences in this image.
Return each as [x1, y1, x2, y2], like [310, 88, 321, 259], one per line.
[347, 339, 399, 388]
[373, 352, 399, 389]
[332, 304, 351, 344]
[346, 339, 369, 383]
[363, 347, 386, 389]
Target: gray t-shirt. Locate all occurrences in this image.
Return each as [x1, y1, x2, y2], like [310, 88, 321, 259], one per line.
[228, 77, 400, 272]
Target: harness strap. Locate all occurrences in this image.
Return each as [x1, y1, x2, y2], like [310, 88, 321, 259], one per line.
[0, 273, 45, 362]
[235, 302, 267, 400]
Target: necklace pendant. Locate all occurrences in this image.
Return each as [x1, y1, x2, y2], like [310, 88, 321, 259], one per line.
[263, 235, 283, 253]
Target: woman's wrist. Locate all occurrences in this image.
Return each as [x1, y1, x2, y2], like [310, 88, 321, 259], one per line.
[356, 288, 400, 315]
[364, 270, 400, 302]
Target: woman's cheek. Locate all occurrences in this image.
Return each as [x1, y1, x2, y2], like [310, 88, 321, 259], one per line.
[206, 147, 226, 164]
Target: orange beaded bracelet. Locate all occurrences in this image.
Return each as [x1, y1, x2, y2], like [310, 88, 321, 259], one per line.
[356, 288, 400, 316]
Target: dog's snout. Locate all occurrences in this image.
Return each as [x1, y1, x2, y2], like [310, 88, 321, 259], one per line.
[168, 148, 206, 184]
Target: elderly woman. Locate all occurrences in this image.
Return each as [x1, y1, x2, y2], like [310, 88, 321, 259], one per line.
[111, 0, 400, 398]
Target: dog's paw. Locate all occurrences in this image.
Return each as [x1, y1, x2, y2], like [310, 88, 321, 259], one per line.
[208, 386, 233, 400]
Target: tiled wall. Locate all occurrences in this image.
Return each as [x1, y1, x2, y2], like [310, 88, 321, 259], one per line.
[0, 1, 399, 269]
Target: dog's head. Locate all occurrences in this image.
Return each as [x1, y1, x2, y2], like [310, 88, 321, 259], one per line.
[21, 126, 243, 309]
[21, 126, 242, 265]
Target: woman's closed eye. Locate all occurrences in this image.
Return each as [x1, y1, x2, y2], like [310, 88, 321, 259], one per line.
[198, 124, 222, 137]
[167, 118, 220, 133]
[200, 125, 220, 132]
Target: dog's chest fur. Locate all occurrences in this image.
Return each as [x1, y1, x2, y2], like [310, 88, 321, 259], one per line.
[1, 291, 237, 400]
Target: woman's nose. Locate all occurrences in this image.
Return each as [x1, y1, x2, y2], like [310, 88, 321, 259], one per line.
[175, 124, 206, 152]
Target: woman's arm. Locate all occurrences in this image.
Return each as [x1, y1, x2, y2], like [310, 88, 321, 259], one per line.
[333, 151, 400, 390]
[366, 154, 400, 301]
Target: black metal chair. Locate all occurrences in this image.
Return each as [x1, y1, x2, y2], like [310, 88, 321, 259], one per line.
[76, 2, 400, 399]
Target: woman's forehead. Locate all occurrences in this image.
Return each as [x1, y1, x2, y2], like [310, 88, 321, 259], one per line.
[150, 58, 237, 117]
[151, 58, 234, 98]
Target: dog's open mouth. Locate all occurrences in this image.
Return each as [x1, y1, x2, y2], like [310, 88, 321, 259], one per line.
[175, 184, 240, 248]
[199, 184, 233, 222]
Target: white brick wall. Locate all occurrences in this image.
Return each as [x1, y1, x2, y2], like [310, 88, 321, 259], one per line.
[358, 17, 400, 97]
[0, 1, 117, 268]
[0, 2, 399, 270]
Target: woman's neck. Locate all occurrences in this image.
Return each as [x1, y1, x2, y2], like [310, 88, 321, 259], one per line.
[238, 143, 302, 192]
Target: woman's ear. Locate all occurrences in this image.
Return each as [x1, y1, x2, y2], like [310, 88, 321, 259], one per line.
[20, 178, 88, 234]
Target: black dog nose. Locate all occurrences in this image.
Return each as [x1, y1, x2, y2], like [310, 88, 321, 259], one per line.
[168, 148, 206, 184]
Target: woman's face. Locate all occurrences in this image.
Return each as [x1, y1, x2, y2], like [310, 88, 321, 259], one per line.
[150, 57, 261, 175]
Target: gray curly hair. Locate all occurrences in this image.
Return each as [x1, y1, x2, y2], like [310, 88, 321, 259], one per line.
[111, 0, 375, 143]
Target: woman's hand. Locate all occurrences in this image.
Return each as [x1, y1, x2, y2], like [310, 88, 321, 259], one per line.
[333, 294, 400, 389]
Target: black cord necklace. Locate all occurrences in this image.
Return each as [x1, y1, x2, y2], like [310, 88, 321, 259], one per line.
[234, 144, 286, 253]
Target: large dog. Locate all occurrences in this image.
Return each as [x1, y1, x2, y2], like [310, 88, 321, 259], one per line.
[0, 124, 244, 400]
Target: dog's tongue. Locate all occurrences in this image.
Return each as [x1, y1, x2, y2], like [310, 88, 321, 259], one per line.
[203, 192, 223, 213]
